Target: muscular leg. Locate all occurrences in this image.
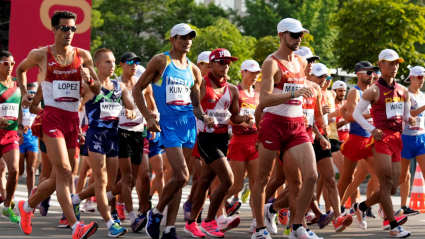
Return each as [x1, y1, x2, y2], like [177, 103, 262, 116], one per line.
[332, 150, 344, 175]
[341, 160, 369, 206]
[39, 151, 52, 183]
[337, 156, 358, 200]
[76, 156, 90, 194]
[265, 158, 285, 201]
[25, 151, 38, 196]
[3, 149, 19, 207]
[138, 154, 150, 213]
[162, 152, 173, 184]
[316, 177, 323, 205]
[399, 158, 411, 207]
[0, 158, 6, 198]
[149, 154, 164, 198]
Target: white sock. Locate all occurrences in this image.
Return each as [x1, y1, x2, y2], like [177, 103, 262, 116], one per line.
[72, 194, 82, 205]
[129, 211, 137, 224]
[106, 191, 114, 201]
[153, 207, 163, 215]
[23, 201, 34, 213]
[106, 219, 115, 229]
[71, 221, 79, 235]
[165, 226, 174, 234]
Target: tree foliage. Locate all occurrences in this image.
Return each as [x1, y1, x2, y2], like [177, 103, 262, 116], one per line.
[334, 0, 425, 78]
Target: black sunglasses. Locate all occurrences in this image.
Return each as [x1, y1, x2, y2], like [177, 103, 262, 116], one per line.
[286, 32, 304, 39]
[126, 60, 140, 66]
[213, 59, 231, 65]
[357, 70, 374, 76]
[54, 25, 77, 32]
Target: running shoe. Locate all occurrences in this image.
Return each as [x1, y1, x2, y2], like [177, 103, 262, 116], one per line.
[146, 208, 163, 239]
[283, 227, 290, 238]
[332, 214, 353, 232]
[306, 228, 323, 239]
[366, 207, 375, 218]
[383, 215, 408, 230]
[117, 204, 126, 221]
[132, 213, 147, 233]
[200, 219, 224, 238]
[317, 211, 333, 229]
[251, 228, 272, 239]
[39, 196, 50, 216]
[108, 222, 127, 238]
[354, 203, 367, 230]
[264, 203, 278, 234]
[389, 226, 411, 238]
[59, 214, 70, 228]
[401, 206, 419, 216]
[2, 207, 19, 224]
[72, 221, 98, 239]
[217, 215, 240, 232]
[71, 194, 80, 221]
[305, 211, 316, 224]
[91, 196, 96, 203]
[289, 226, 310, 239]
[226, 201, 241, 217]
[279, 208, 289, 226]
[241, 183, 251, 203]
[378, 207, 385, 219]
[183, 200, 192, 221]
[249, 218, 256, 233]
[161, 227, 182, 239]
[395, 209, 404, 217]
[184, 221, 206, 238]
[350, 208, 356, 216]
[83, 200, 95, 212]
[18, 201, 32, 235]
[111, 210, 122, 225]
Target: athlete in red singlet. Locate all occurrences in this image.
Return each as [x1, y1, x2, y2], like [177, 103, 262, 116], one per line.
[251, 18, 318, 239]
[352, 49, 413, 238]
[16, 11, 100, 238]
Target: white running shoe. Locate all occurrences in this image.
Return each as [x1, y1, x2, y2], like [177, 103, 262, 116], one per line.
[304, 211, 316, 224]
[378, 207, 385, 219]
[251, 228, 272, 239]
[217, 215, 240, 232]
[354, 203, 367, 230]
[161, 205, 168, 227]
[307, 229, 323, 239]
[389, 226, 411, 238]
[249, 218, 257, 233]
[83, 200, 95, 212]
[264, 203, 278, 234]
[289, 226, 310, 239]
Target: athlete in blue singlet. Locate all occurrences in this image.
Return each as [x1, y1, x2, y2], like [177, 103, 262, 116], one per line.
[133, 23, 213, 239]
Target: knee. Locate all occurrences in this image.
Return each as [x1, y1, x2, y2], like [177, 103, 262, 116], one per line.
[222, 176, 234, 190]
[8, 168, 19, 179]
[122, 173, 133, 184]
[257, 174, 271, 188]
[139, 171, 150, 184]
[155, 169, 164, 179]
[381, 176, 393, 190]
[324, 176, 337, 188]
[26, 165, 35, 176]
[304, 171, 318, 185]
[175, 168, 190, 188]
[58, 170, 73, 184]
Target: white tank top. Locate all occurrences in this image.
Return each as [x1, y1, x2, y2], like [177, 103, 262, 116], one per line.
[403, 91, 425, 136]
[116, 76, 145, 132]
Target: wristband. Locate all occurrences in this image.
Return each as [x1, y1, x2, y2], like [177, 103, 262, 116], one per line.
[200, 113, 206, 121]
[291, 91, 295, 99]
[18, 124, 24, 129]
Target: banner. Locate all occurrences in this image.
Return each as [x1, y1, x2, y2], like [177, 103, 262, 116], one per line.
[8, 0, 92, 82]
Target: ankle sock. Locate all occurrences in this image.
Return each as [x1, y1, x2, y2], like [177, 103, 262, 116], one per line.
[72, 194, 81, 205]
[359, 202, 368, 212]
[292, 224, 302, 231]
[256, 226, 266, 232]
[269, 204, 277, 214]
[106, 219, 115, 229]
[390, 220, 399, 230]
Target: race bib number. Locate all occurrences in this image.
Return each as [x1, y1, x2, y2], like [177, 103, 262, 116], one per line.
[119, 109, 144, 126]
[303, 109, 314, 128]
[0, 103, 19, 120]
[22, 111, 35, 127]
[166, 84, 191, 105]
[207, 109, 231, 125]
[386, 102, 404, 120]
[283, 83, 303, 105]
[240, 107, 255, 123]
[99, 102, 122, 121]
[53, 80, 80, 102]
[409, 115, 424, 131]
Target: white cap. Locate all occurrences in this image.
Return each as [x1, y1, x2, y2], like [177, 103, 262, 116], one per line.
[135, 65, 146, 79]
[293, 46, 319, 61]
[405, 66, 425, 83]
[332, 80, 347, 90]
[241, 60, 261, 72]
[277, 18, 309, 34]
[170, 23, 197, 38]
[197, 51, 211, 64]
[311, 63, 329, 77]
[378, 49, 404, 63]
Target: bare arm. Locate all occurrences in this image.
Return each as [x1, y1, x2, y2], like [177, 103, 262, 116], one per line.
[313, 84, 325, 127]
[80, 50, 101, 95]
[16, 49, 43, 108]
[229, 85, 251, 124]
[29, 86, 43, 115]
[255, 103, 265, 129]
[346, 88, 371, 122]
[120, 82, 135, 111]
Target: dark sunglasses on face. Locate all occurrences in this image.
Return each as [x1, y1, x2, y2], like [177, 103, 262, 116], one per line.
[357, 70, 374, 76]
[126, 60, 140, 66]
[318, 75, 328, 79]
[54, 25, 77, 32]
[213, 59, 231, 65]
[0, 61, 15, 66]
[416, 75, 424, 80]
[28, 91, 36, 94]
[286, 32, 304, 39]
[326, 76, 333, 81]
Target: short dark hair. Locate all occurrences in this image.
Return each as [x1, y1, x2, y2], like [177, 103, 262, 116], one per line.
[93, 48, 113, 63]
[27, 83, 36, 89]
[51, 11, 77, 27]
[0, 50, 12, 59]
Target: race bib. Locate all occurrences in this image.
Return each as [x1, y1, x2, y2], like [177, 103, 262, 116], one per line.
[207, 109, 231, 125]
[329, 108, 336, 123]
[409, 115, 424, 131]
[53, 80, 80, 102]
[240, 107, 255, 123]
[386, 102, 404, 120]
[166, 84, 191, 105]
[303, 109, 314, 128]
[119, 109, 144, 126]
[99, 102, 122, 121]
[22, 111, 36, 127]
[0, 103, 19, 120]
[283, 83, 303, 105]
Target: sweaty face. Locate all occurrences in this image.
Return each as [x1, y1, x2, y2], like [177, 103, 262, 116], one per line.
[335, 88, 346, 101]
[211, 60, 230, 78]
[96, 52, 116, 77]
[241, 70, 260, 85]
[53, 18, 75, 47]
[171, 35, 193, 53]
[282, 32, 302, 51]
[378, 60, 399, 79]
[0, 56, 14, 77]
[357, 69, 373, 85]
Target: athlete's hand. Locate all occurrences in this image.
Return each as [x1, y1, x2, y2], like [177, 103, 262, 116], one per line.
[240, 121, 254, 128]
[303, 114, 309, 125]
[147, 117, 161, 132]
[371, 128, 385, 141]
[203, 115, 214, 129]
[408, 116, 416, 126]
[21, 93, 33, 109]
[0, 117, 10, 128]
[243, 114, 254, 124]
[125, 109, 134, 119]
[319, 137, 331, 150]
[149, 131, 156, 141]
[80, 65, 91, 83]
[322, 125, 330, 136]
[322, 105, 331, 114]
[18, 131, 24, 145]
[79, 134, 85, 145]
[328, 108, 340, 118]
[294, 87, 313, 99]
[22, 126, 29, 134]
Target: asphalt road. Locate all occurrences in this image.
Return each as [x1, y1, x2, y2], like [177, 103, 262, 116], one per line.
[1, 184, 424, 238]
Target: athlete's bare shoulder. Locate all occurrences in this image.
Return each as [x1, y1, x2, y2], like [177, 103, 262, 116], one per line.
[27, 47, 48, 63]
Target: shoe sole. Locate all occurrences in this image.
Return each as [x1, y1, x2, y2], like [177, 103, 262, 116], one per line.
[184, 227, 206, 238]
[1, 214, 19, 224]
[199, 226, 224, 238]
[17, 202, 32, 235]
[355, 206, 367, 230]
[227, 203, 241, 217]
[219, 217, 241, 233]
[389, 232, 411, 238]
[108, 229, 127, 238]
[335, 216, 353, 233]
[133, 218, 147, 233]
[404, 212, 420, 216]
[82, 222, 99, 239]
